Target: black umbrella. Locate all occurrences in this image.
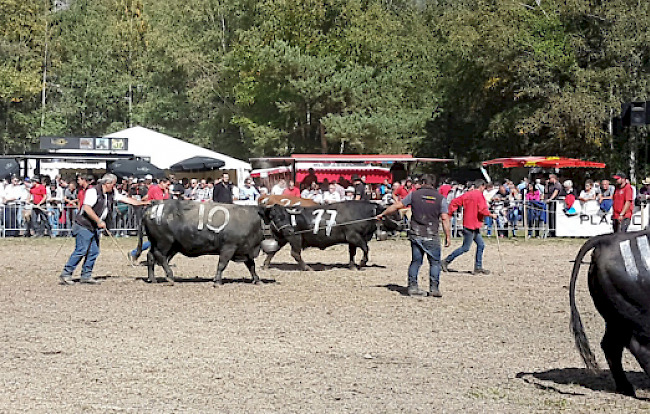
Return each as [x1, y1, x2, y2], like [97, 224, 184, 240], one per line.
[170, 156, 225, 172]
[0, 158, 20, 180]
[107, 159, 165, 179]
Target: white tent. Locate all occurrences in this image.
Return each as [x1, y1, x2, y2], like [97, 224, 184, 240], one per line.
[38, 126, 251, 186]
[105, 126, 251, 171]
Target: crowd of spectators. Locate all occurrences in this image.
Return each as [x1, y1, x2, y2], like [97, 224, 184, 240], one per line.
[0, 168, 644, 238]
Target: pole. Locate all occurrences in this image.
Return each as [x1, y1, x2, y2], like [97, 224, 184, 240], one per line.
[493, 220, 506, 274]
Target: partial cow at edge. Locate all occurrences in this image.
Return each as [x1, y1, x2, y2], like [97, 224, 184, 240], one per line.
[570, 229, 650, 397]
[135, 200, 266, 286]
[262, 201, 402, 271]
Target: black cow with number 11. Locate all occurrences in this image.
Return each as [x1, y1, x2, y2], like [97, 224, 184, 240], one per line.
[262, 200, 402, 271]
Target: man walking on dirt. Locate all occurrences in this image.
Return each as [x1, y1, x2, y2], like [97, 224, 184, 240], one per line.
[378, 174, 451, 297]
[441, 179, 497, 275]
[59, 173, 149, 285]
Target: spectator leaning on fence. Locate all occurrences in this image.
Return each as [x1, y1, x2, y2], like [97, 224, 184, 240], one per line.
[597, 179, 613, 212]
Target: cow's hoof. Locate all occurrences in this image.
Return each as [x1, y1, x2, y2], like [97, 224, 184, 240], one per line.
[349, 263, 358, 270]
[618, 385, 636, 397]
[252, 279, 263, 285]
[213, 281, 223, 287]
[147, 278, 156, 284]
[302, 266, 313, 272]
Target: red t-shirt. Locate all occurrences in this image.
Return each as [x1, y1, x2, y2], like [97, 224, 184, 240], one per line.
[283, 187, 300, 197]
[78, 187, 86, 206]
[438, 184, 452, 197]
[613, 183, 634, 218]
[394, 185, 408, 200]
[30, 183, 47, 204]
[147, 184, 169, 201]
[448, 189, 492, 230]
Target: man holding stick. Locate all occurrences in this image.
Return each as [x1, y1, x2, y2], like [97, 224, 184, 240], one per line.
[441, 179, 497, 275]
[59, 173, 149, 285]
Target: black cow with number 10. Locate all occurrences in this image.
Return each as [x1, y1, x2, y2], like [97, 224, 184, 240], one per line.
[134, 199, 266, 286]
[262, 200, 402, 270]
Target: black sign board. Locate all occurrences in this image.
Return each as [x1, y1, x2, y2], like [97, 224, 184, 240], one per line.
[40, 137, 128, 151]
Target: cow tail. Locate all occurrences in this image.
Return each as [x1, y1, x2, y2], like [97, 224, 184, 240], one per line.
[134, 213, 145, 260]
[569, 237, 600, 373]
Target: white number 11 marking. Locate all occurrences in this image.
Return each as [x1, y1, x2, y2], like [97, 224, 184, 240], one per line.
[312, 209, 337, 236]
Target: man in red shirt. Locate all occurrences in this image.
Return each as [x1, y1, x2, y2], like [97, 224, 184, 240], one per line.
[77, 175, 90, 206]
[131, 178, 170, 261]
[28, 176, 50, 237]
[612, 172, 634, 233]
[441, 179, 497, 274]
[392, 180, 409, 202]
[283, 180, 300, 197]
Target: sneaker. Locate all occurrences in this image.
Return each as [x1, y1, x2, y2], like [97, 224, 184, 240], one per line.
[128, 253, 137, 265]
[80, 277, 101, 285]
[407, 286, 427, 296]
[473, 268, 491, 275]
[428, 287, 442, 298]
[59, 274, 74, 285]
[440, 260, 449, 272]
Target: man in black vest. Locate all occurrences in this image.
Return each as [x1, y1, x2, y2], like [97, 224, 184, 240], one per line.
[212, 172, 234, 203]
[378, 174, 451, 297]
[59, 173, 149, 285]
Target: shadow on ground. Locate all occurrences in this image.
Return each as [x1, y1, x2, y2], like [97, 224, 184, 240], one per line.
[117, 276, 277, 285]
[516, 368, 650, 398]
[264, 262, 387, 271]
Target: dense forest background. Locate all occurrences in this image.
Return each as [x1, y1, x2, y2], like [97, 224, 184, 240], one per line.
[1, 0, 649, 173]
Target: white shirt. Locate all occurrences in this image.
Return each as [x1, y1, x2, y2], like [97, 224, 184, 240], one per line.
[83, 187, 125, 220]
[3, 184, 28, 203]
[322, 191, 341, 204]
[271, 185, 285, 195]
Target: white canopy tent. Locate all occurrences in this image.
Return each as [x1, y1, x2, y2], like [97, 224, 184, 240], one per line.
[39, 126, 251, 186]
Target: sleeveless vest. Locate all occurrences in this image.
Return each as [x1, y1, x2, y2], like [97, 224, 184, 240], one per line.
[76, 184, 114, 230]
[409, 187, 443, 237]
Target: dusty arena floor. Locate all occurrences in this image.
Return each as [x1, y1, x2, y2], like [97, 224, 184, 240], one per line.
[2, 236, 650, 413]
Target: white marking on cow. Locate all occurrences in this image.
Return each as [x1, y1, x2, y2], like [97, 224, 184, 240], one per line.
[206, 205, 230, 233]
[636, 236, 650, 272]
[148, 204, 164, 224]
[312, 209, 338, 236]
[261, 197, 269, 205]
[197, 204, 205, 230]
[620, 239, 639, 281]
[155, 204, 164, 225]
[290, 215, 296, 227]
[281, 198, 291, 206]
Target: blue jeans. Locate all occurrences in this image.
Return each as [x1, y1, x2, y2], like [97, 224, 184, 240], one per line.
[131, 241, 150, 257]
[484, 216, 493, 235]
[61, 224, 100, 280]
[408, 236, 441, 289]
[444, 227, 485, 270]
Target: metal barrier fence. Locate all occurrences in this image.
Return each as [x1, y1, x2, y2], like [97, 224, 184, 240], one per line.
[0, 204, 142, 238]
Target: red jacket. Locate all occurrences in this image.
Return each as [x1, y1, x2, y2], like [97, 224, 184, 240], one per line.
[448, 189, 491, 230]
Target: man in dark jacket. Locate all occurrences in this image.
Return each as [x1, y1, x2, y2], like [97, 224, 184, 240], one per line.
[378, 174, 451, 297]
[59, 173, 149, 285]
[212, 173, 233, 203]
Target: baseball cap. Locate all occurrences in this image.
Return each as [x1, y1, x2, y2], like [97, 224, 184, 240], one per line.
[145, 174, 153, 180]
[613, 172, 627, 180]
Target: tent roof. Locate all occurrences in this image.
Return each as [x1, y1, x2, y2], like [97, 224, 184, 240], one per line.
[105, 126, 251, 170]
[482, 156, 605, 169]
[250, 154, 453, 164]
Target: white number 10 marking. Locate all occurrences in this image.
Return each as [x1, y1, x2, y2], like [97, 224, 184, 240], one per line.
[312, 209, 337, 236]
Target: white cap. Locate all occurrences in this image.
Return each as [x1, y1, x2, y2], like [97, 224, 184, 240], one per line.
[145, 174, 153, 180]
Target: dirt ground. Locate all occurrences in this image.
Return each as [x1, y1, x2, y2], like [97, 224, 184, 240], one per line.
[1, 235, 650, 413]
